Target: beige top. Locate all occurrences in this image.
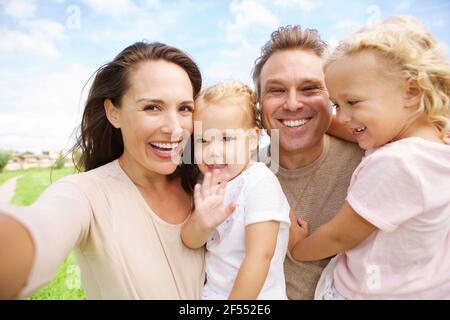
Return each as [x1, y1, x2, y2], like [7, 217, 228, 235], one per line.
[275, 135, 364, 300]
[1, 160, 205, 300]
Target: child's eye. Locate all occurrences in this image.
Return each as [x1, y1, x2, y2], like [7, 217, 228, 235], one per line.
[347, 100, 360, 106]
[195, 137, 207, 144]
[223, 136, 235, 142]
[332, 103, 340, 110]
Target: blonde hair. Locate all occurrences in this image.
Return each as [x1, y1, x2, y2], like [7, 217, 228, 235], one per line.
[195, 80, 261, 128]
[325, 16, 450, 141]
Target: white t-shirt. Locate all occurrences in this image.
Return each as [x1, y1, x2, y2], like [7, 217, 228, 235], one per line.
[201, 162, 291, 300]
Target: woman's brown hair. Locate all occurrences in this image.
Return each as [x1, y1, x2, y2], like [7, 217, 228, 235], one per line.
[71, 41, 201, 195]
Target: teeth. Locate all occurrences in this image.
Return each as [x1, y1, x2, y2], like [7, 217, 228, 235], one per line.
[150, 142, 179, 149]
[282, 119, 309, 127]
[354, 127, 366, 133]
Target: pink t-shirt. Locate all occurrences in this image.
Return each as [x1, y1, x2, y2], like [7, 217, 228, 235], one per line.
[333, 137, 450, 299]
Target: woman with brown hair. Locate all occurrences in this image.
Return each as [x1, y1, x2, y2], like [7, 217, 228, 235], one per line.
[0, 42, 204, 299]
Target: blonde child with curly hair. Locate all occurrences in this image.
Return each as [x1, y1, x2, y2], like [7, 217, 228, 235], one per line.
[290, 16, 450, 299]
[181, 81, 291, 299]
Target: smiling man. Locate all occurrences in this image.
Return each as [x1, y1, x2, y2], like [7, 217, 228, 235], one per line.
[252, 26, 364, 299]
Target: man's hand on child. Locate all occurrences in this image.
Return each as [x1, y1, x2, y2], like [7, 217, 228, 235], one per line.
[193, 170, 236, 231]
[288, 211, 309, 251]
[297, 217, 309, 240]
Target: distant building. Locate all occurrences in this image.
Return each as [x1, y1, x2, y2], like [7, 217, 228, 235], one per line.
[5, 150, 73, 171]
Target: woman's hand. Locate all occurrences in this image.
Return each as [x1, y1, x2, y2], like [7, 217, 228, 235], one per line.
[193, 170, 236, 230]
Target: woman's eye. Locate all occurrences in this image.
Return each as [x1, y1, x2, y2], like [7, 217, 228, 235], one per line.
[179, 105, 194, 112]
[144, 104, 160, 111]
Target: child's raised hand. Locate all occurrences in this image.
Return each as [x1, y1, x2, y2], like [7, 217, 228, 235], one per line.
[193, 170, 236, 231]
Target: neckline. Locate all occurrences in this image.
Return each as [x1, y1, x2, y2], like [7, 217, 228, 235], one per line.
[366, 136, 450, 155]
[276, 134, 331, 177]
[113, 159, 189, 228]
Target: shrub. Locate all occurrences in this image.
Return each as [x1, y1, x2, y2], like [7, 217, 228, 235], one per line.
[54, 156, 66, 170]
[0, 150, 12, 173]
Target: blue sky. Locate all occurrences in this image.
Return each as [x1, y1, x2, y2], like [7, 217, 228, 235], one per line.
[1, 0, 449, 153]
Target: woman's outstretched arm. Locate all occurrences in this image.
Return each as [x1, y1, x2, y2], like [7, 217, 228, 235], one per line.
[0, 214, 34, 299]
[0, 179, 91, 299]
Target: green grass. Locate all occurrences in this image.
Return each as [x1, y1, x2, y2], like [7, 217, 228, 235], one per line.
[1, 167, 87, 300]
[0, 169, 24, 185]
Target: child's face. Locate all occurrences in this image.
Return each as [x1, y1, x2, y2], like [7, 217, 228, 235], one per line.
[325, 51, 412, 150]
[194, 103, 258, 182]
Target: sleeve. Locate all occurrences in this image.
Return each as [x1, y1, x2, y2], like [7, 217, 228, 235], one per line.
[243, 170, 291, 228]
[346, 154, 423, 232]
[0, 178, 92, 299]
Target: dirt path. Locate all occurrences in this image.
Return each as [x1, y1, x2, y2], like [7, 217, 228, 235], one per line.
[0, 176, 20, 203]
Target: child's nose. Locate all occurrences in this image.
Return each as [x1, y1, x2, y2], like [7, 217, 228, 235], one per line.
[207, 141, 223, 159]
[336, 108, 351, 124]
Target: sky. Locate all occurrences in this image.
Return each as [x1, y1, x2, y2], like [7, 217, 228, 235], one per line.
[0, 0, 449, 153]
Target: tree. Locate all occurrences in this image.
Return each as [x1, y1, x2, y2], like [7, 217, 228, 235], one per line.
[0, 150, 12, 173]
[54, 156, 66, 170]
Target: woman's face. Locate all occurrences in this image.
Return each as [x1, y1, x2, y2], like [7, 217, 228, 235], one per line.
[108, 60, 195, 176]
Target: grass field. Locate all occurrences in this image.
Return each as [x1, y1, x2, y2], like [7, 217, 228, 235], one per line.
[1, 167, 87, 300]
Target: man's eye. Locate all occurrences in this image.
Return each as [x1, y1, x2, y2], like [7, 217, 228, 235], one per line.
[269, 88, 284, 93]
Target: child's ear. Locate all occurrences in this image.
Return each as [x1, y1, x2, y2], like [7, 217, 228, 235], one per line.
[249, 127, 260, 151]
[104, 99, 121, 128]
[403, 79, 422, 109]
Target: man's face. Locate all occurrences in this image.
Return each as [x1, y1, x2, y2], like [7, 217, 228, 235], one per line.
[260, 49, 331, 155]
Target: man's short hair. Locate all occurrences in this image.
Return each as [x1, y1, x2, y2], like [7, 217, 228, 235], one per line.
[252, 25, 328, 100]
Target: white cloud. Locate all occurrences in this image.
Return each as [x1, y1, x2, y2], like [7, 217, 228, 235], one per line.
[432, 19, 446, 28]
[19, 18, 65, 39]
[395, 0, 414, 12]
[147, 0, 160, 7]
[1, 0, 66, 58]
[2, 0, 37, 19]
[326, 35, 341, 51]
[0, 64, 94, 153]
[274, 0, 316, 13]
[227, 0, 279, 43]
[335, 19, 362, 35]
[0, 18, 65, 58]
[81, 0, 139, 18]
[203, 40, 261, 87]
